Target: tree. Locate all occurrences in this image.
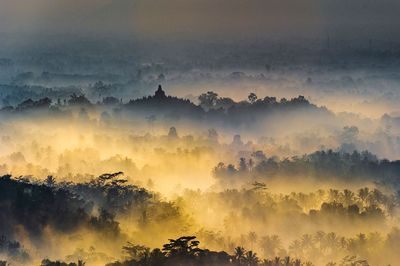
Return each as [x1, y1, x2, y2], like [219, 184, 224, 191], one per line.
[248, 93, 258, 104]
[244, 251, 259, 266]
[198, 91, 218, 110]
[300, 234, 314, 250]
[162, 236, 202, 257]
[260, 235, 282, 258]
[234, 246, 246, 265]
[342, 189, 355, 206]
[46, 175, 56, 187]
[123, 242, 150, 260]
[102, 96, 120, 105]
[239, 158, 248, 172]
[358, 188, 370, 205]
[68, 94, 91, 106]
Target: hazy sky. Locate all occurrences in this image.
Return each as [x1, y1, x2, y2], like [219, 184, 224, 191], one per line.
[0, 0, 399, 41]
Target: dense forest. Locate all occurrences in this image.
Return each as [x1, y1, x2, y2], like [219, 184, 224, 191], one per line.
[214, 150, 400, 188]
[2, 1, 400, 264]
[0, 88, 398, 265]
[1, 163, 400, 265]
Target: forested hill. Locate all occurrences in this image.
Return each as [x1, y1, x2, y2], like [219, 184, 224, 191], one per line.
[0, 85, 333, 126]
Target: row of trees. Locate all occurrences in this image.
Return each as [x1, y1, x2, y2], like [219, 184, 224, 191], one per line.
[198, 91, 311, 111]
[214, 149, 400, 189]
[7, 230, 399, 265]
[106, 236, 312, 266]
[177, 184, 397, 265]
[38, 234, 379, 266]
[1, 86, 330, 127]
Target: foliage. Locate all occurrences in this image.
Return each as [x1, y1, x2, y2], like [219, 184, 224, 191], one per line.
[214, 149, 400, 188]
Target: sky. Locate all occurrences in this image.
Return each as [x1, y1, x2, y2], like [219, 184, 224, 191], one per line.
[0, 0, 399, 42]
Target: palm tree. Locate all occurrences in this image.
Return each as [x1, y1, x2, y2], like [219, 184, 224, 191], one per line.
[293, 259, 301, 266]
[325, 232, 340, 252]
[244, 250, 259, 266]
[358, 188, 370, 205]
[45, 175, 56, 187]
[328, 189, 340, 202]
[289, 240, 302, 258]
[274, 257, 280, 266]
[283, 256, 291, 266]
[123, 242, 150, 260]
[342, 189, 355, 206]
[300, 234, 314, 251]
[371, 188, 384, 205]
[260, 235, 282, 258]
[235, 246, 246, 265]
[313, 231, 326, 251]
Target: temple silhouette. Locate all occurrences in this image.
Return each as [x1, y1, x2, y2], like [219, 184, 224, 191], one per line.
[154, 84, 166, 99]
[125, 84, 203, 119]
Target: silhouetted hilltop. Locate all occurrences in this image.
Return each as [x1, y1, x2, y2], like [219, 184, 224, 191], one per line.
[125, 85, 332, 124]
[0, 173, 151, 241]
[125, 85, 204, 120]
[0, 85, 333, 127]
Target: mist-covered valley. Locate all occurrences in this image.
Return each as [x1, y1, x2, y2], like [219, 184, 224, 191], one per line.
[1, 1, 400, 265]
[1, 76, 400, 265]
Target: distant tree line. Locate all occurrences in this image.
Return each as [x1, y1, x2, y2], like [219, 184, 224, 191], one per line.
[0, 86, 332, 127]
[214, 149, 400, 188]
